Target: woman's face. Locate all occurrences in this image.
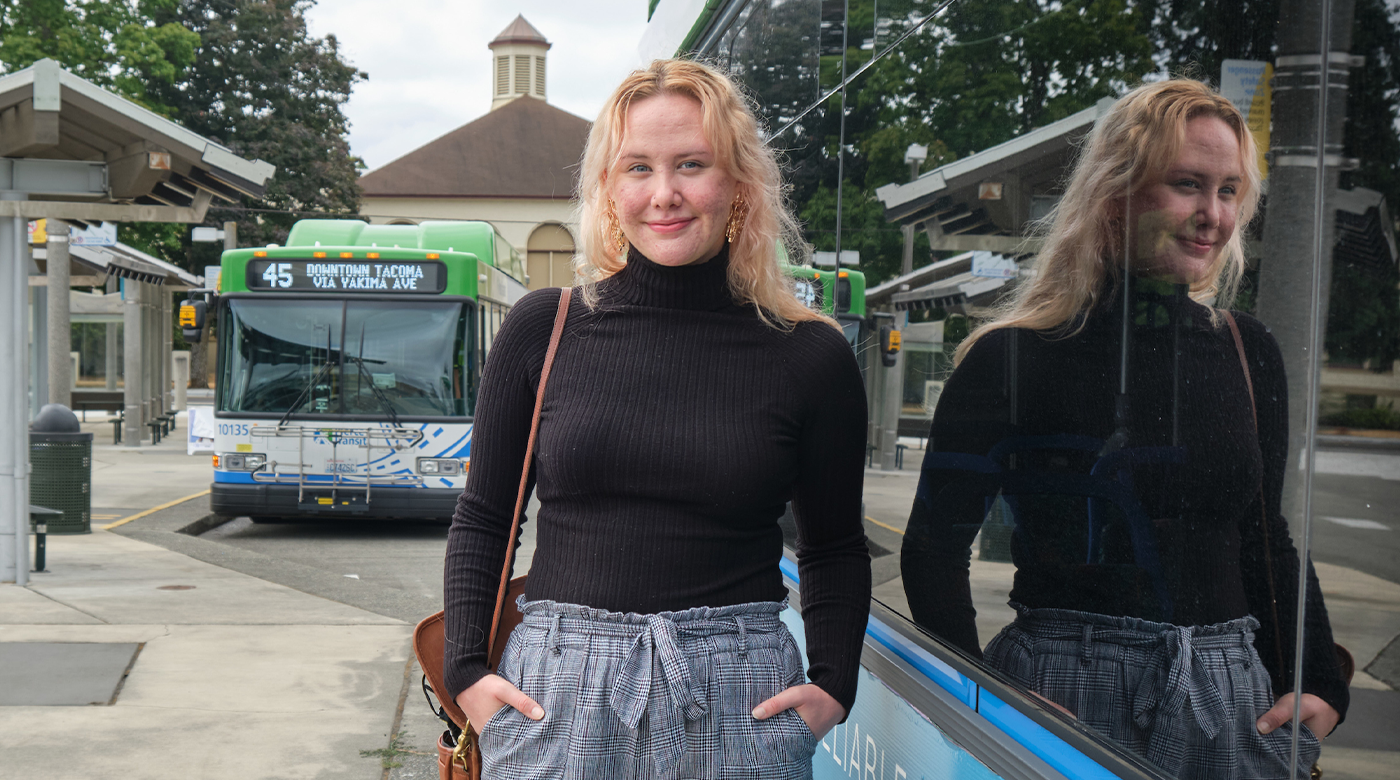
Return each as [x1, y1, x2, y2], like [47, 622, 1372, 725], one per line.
[1126, 115, 1243, 285]
[610, 92, 738, 267]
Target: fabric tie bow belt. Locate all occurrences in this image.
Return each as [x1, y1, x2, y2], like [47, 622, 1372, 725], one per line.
[610, 614, 712, 775]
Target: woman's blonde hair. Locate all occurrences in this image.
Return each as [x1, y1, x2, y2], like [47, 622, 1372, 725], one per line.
[574, 58, 834, 330]
[956, 78, 1261, 363]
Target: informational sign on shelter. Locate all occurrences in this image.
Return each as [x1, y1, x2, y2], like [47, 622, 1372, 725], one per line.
[1220, 59, 1273, 178]
[970, 251, 1018, 279]
[27, 219, 117, 246]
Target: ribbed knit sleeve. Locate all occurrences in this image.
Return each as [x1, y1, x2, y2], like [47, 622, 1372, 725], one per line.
[443, 288, 564, 701]
[781, 322, 872, 714]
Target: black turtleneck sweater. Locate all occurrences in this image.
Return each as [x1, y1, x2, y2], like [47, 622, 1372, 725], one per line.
[901, 279, 1349, 721]
[443, 247, 871, 713]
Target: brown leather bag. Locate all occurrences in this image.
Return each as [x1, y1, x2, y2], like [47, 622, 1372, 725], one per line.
[415, 288, 572, 780]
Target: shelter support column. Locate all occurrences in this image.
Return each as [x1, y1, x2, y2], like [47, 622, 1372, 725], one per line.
[162, 292, 172, 416]
[143, 282, 157, 427]
[1, 196, 32, 584]
[30, 284, 47, 418]
[45, 220, 71, 408]
[1255, 0, 1357, 527]
[123, 280, 143, 446]
[172, 351, 188, 411]
[105, 275, 118, 391]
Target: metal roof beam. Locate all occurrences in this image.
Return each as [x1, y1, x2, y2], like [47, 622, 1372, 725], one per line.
[0, 101, 59, 157]
[0, 158, 106, 198]
[0, 199, 207, 223]
[927, 233, 1041, 254]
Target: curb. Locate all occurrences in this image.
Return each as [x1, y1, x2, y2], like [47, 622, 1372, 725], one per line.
[176, 513, 237, 536]
[1317, 434, 1400, 452]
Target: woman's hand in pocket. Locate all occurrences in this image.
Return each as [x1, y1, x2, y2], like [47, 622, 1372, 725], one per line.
[752, 683, 845, 739]
[454, 674, 544, 732]
[1257, 692, 1339, 739]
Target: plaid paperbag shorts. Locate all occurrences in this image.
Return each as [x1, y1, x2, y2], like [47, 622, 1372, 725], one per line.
[476, 597, 818, 780]
[984, 603, 1320, 780]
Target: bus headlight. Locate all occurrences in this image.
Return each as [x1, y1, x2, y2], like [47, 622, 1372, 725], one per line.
[219, 452, 267, 471]
[416, 458, 461, 475]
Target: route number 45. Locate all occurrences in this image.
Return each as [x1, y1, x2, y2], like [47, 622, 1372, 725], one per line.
[261, 263, 293, 288]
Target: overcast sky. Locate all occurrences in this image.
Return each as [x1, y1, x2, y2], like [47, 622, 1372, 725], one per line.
[304, 1, 651, 173]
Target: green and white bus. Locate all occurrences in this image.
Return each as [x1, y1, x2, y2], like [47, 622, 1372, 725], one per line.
[789, 264, 868, 346]
[210, 219, 528, 522]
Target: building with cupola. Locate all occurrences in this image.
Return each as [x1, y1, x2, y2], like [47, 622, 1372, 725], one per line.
[358, 15, 587, 290]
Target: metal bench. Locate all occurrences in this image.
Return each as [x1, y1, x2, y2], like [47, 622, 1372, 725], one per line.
[71, 390, 125, 422]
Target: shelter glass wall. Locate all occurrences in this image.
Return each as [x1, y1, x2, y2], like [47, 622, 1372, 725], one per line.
[699, 0, 1398, 776]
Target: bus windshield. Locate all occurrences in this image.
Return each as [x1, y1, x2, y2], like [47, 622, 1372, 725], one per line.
[218, 298, 472, 418]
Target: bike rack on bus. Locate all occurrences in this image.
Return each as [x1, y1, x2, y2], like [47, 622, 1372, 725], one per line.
[248, 424, 427, 509]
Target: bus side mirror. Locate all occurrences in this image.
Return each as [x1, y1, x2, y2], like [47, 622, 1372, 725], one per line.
[879, 325, 901, 367]
[180, 299, 207, 343]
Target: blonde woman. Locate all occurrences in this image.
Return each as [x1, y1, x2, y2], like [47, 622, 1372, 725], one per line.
[443, 59, 870, 779]
[901, 80, 1348, 778]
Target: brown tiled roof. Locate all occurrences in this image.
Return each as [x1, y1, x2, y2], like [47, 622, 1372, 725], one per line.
[359, 97, 589, 199]
[489, 15, 550, 48]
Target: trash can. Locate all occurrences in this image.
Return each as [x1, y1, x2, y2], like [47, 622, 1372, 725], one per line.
[29, 404, 94, 535]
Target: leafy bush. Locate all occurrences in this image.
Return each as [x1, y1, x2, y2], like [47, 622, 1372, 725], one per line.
[1320, 406, 1400, 430]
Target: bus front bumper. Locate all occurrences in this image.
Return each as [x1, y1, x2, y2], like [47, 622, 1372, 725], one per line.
[210, 483, 461, 521]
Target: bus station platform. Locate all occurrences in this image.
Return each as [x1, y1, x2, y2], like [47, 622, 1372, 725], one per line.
[0, 415, 1396, 779]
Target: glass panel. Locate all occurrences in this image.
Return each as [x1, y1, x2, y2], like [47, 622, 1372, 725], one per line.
[697, 0, 1400, 774]
[219, 298, 343, 414]
[342, 301, 468, 417]
[1308, 2, 1400, 777]
[219, 298, 468, 417]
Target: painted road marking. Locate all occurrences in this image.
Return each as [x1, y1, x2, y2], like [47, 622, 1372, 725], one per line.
[865, 516, 906, 535]
[102, 490, 212, 530]
[1321, 517, 1391, 531]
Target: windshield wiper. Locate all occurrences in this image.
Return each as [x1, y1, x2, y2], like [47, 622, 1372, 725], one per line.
[347, 323, 403, 428]
[278, 325, 337, 427]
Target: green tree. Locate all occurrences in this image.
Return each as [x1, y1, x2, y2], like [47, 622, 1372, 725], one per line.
[146, 0, 366, 250]
[1137, 0, 1279, 81]
[801, 181, 929, 284]
[0, 0, 199, 113]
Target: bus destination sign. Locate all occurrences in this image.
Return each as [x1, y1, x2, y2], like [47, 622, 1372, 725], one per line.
[248, 259, 446, 293]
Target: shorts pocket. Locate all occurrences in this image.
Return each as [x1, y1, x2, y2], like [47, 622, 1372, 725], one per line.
[475, 702, 515, 739]
[781, 706, 819, 751]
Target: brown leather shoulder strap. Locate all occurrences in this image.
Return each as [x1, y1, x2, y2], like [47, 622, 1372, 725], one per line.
[487, 287, 572, 656]
[1221, 310, 1257, 430]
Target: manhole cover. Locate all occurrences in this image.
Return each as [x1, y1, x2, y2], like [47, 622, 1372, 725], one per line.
[157, 585, 196, 590]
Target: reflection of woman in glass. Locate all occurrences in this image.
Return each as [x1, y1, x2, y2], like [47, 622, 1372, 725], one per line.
[444, 60, 870, 779]
[902, 80, 1348, 777]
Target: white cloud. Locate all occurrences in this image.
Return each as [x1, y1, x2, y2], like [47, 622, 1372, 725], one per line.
[304, 1, 650, 172]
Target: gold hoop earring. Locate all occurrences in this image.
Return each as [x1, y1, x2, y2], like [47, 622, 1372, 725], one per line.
[606, 200, 628, 254]
[726, 195, 748, 244]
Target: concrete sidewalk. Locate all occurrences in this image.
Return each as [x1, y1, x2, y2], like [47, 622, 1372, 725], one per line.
[1, 414, 415, 780]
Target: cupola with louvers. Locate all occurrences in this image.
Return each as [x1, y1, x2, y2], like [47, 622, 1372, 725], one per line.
[489, 15, 551, 111]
